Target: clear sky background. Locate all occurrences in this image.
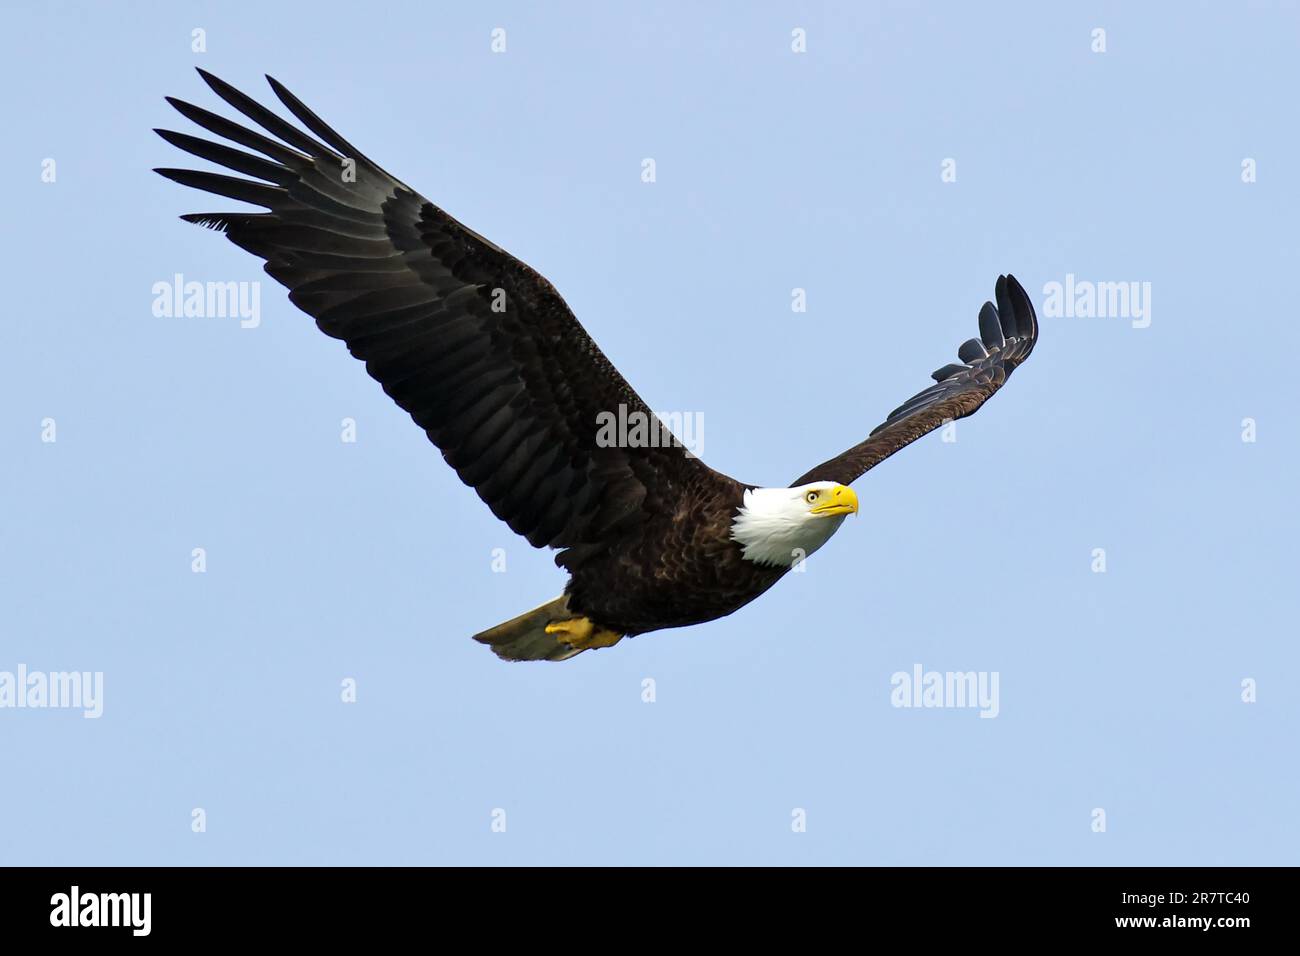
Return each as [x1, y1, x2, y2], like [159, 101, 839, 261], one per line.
[2, 1, 1296, 865]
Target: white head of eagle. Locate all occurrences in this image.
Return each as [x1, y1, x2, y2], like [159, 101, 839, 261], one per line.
[730, 481, 859, 567]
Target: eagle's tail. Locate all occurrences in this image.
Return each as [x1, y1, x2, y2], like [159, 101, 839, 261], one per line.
[472, 595, 587, 662]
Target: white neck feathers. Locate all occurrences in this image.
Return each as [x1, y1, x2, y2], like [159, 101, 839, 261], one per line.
[729, 485, 849, 567]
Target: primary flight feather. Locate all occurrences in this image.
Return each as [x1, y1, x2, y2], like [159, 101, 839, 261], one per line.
[155, 70, 1038, 661]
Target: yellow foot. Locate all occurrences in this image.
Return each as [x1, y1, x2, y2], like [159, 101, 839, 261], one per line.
[545, 617, 624, 651]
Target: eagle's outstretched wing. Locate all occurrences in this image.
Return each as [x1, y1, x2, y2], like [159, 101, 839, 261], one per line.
[156, 70, 717, 551]
[791, 274, 1038, 487]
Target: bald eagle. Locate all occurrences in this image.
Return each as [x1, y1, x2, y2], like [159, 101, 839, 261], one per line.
[156, 71, 1038, 662]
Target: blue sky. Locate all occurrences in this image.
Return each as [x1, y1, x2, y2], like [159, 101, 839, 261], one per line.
[2, 1, 1297, 865]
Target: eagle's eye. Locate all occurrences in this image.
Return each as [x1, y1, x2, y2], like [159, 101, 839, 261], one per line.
[806, 491, 819, 503]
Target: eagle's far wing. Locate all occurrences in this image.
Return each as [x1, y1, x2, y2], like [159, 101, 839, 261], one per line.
[790, 275, 1038, 487]
[156, 70, 716, 551]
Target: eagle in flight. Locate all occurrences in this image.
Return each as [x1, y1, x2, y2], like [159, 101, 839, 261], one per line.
[156, 70, 1038, 662]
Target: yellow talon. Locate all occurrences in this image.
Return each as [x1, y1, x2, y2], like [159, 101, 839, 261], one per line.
[545, 617, 593, 642]
[545, 616, 624, 651]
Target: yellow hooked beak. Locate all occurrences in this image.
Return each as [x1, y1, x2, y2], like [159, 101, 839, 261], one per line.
[808, 484, 859, 517]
